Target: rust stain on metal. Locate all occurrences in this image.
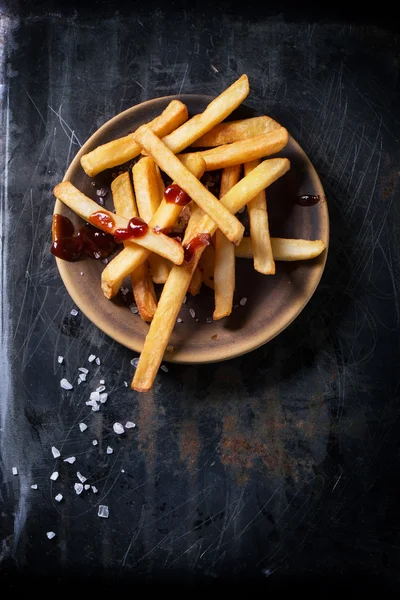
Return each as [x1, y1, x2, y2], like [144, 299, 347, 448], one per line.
[178, 418, 200, 475]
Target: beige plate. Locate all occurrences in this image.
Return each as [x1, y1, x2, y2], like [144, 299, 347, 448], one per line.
[54, 95, 329, 364]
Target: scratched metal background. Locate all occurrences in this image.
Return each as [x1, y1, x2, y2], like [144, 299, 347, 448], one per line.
[1, 0, 400, 591]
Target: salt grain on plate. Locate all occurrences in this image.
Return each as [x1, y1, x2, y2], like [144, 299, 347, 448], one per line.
[106, 446, 113, 454]
[92, 440, 98, 446]
[57, 356, 64, 364]
[130, 306, 139, 314]
[70, 308, 78, 316]
[130, 358, 139, 368]
[84, 484, 90, 490]
[12, 467, 18, 476]
[77, 471, 87, 483]
[96, 188, 107, 197]
[98, 505, 109, 518]
[177, 317, 183, 323]
[96, 385, 106, 393]
[183, 296, 187, 304]
[99, 393, 108, 404]
[189, 308, 196, 318]
[79, 372, 87, 383]
[240, 297, 247, 306]
[79, 423, 87, 432]
[206, 317, 212, 324]
[88, 355, 96, 363]
[86, 399, 100, 411]
[31, 484, 38, 489]
[90, 391, 100, 402]
[125, 421, 136, 429]
[60, 378, 73, 390]
[91, 486, 98, 493]
[46, 531, 56, 539]
[121, 469, 125, 473]
[113, 422, 124, 435]
[64, 456, 76, 464]
[50, 471, 59, 481]
[160, 365, 168, 373]
[124, 381, 128, 387]
[74, 483, 83, 495]
[95, 357, 101, 366]
[51, 446, 60, 459]
[79, 367, 89, 374]
[55, 493, 63, 502]
[102, 258, 108, 265]
[100, 379, 105, 384]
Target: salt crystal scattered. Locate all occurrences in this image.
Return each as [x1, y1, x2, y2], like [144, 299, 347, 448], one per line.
[102, 258, 108, 264]
[121, 287, 129, 296]
[100, 379, 105, 384]
[31, 484, 38, 489]
[74, 483, 83, 495]
[79, 367, 89, 374]
[51, 446, 60, 459]
[80, 271, 84, 276]
[79, 423, 87, 432]
[90, 391, 100, 402]
[160, 365, 168, 373]
[130, 305, 139, 314]
[77, 471, 87, 483]
[189, 308, 196, 318]
[240, 297, 247, 306]
[183, 296, 187, 304]
[57, 356, 64, 364]
[92, 440, 98, 446]
[206, 317, 212, 324]
[130, 358, 139, 368]
[177, 317, 183, 323]
[86, 399, 100, 411]
[50, 471, 59, 481]
[91, 486, 98, 493]
[88, 355, 96, 363]
[91, 403, 100, 412]
[60, 378, 73, 390]
[125, 421, 136, 429]
[70, 308, 78, 316]
[55, 493, 63, 502]
[79, 372, 87, 382]
[98, 505, 109, 518]
[121, 469, 125, 473]
[96, 385, 106, 392]
[99, 393, 108, 404]
[106, 446, 113, 454]
[211, 63, 219, 73]
[78, 375, 83, 385]
[124, 381, 128, 387]
[12, 467, 18, 476]
[96, 188, 107, 197]
[195, 318, 199, 322]
[64, 456, 76, 464]
[84, 484, 90, 490]
[91, 181, 96, 187]
[113, 422, 124, 435]
[46, 531, 56, 539]
[95, 357, 101, 366]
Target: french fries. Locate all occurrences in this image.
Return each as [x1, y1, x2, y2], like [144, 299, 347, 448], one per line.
[213, 165, 241, 320]
[132, 157, 171, 284]
[180, 128, 289, 171]
[236, 237, 326, 261]
[53, 182, 184, 264]
[160, 75, 250, 153]
[101, 154, 206, 298]
[244, 160, 275, 275]
[133, 126, 244, 244]
[80, 100, 188, 177]
[188, 267, 202, 296]
[191, 116, 281, 147]
[111, 172, 157, 322]
[132, 157, 290, 392]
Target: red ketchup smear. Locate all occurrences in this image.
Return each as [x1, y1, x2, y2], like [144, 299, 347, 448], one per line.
[114, 217, 149, 242]
[296, 195, 320, 206]
[50, 214, 116, 261]
[164, 183, 191, 206]
[88, 211, 115, 230]
[184, 233, 211, 262]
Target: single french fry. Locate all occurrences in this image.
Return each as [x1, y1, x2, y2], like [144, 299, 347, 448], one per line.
[132, 157, 290, 392]
[180, 128, 289, 171]
[235, 237, 326, 261]
[132, 157, 171, 284]
[213, 165, 241, 319]
[160, 75, 249, 154]
[80, 100, 188, 177]
[191, 116, 281, 147]
[244, 159, 275, 275]
[188, 266, 202, 296]
[155, 164, 165, 204]
[199, 244, 215, 290]
[134, 126, 244, 244]
[101, 154, 206, 299]
[112, 172, 157, 322]
[53, 182, 183, 264]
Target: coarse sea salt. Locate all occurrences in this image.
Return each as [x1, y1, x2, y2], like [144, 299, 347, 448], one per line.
[70, 308, 78, 316]
[31, 484, 38, 489]
[12, 467, 18, 476]
[125, 421, 136, 429]
[64, 456, 76, 464]
[51, 446, 60, 459]
[50, 471, 59, 481]
[124, 381, 128, 387]
[57, 356, 64, 364]
[189, 308, 196, 318]
[74, 483, 83, 495]
[79, 373, 87, 383]
[77, 472, 87, 483]
[84, 484, 90, 490]
[240, 297, 247, 306]
[91, 486, 98, 493]
[99, 379, 105, 384]
[88, 355, 96, 363]
[160, 365, 168, 373]
[46, 531, 56, 539]
[106, 446, 113, 454]
[96, 385, 106, 393]
[90, 391, 100, 402]
[95, 357, 101, 366]
[92, 440, 98, 446]
[55, 494, 63, 502]
[98, 505, 109, 518]
[99, 393, 108, 404]
[177, 317, 183, 323]
[79, 367, 89, 374]
[113, 423, 124, 435]
[60, 378, 73, 390]
[79, 423, 87, 432]
[130, 358, 139, 368]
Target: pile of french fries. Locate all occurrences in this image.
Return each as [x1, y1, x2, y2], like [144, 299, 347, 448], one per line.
[53, 75, 325, 392]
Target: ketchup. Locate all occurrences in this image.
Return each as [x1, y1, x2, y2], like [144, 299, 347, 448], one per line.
[88, 211, 115, 230]
[296, 195, 320, 206]
[114, 217, 149, 242]
[50, 214, 116, 261]
[164, 184, 191, 206]
[183, 233, 211, 262]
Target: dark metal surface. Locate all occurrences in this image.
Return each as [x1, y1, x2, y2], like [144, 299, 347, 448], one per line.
[1, 1, 400, 590]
